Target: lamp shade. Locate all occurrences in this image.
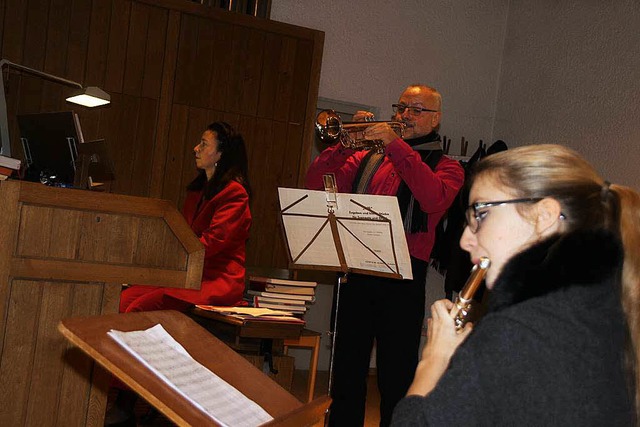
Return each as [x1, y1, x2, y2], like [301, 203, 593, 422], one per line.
[66, 86, 111, 107]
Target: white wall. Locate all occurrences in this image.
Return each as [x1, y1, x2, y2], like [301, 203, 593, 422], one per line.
[493, 0, 640, 189]
[272, 0, 510, 155]
[271, 0, 640, 371]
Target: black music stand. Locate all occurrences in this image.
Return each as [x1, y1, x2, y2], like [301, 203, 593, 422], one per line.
[277, 184, 412, 395]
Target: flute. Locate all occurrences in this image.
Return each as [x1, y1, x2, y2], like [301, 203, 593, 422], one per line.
[452, 257, 491, 330]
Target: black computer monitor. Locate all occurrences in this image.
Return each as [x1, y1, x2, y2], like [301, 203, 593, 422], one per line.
[17, 111, 82, 185]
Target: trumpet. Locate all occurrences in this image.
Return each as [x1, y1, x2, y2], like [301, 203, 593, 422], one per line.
[315, 109, 405, 154]
[452, 257, 491, 330]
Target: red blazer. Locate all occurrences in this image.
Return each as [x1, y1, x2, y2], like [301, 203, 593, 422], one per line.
[163, 180, 251, 306]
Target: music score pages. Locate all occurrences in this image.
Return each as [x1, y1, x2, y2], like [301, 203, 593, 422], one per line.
[278, 188, 413, 280]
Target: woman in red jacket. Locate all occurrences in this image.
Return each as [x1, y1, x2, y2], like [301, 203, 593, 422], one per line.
[106, 122, 252, 426]
[119, 121, 252, 312]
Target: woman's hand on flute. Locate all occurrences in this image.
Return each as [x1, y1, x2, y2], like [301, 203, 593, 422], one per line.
[406, 299, 473, 397]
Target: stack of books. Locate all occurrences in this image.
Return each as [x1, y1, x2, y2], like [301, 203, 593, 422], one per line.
[246, 276, 317, 316]
[0, 155, 21, 180]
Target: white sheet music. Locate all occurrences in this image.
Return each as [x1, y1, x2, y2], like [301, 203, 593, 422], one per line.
[279, 187, 413, 279]
[108, 324, 273, 427]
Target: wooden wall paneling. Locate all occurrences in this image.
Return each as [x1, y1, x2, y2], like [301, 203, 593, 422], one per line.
[141, 4, 169, 100]
[104, 0, 131, 93]
[227, 25, 264, 115]
[18, 0, 49, 115]
[269, 122, 305, 265]
[245, 118, 287, 267]
[233, 113, 255, 155]
[0, 280, 43, 425]
[129, 97, 157, 196]
[221, 111, 241, 130]
[22, 0, 49, 69]
[148, 9, 180, 198]
[77, 211, 139, 264]
[160, 103, 189, 204]
[206, 20, 233, 111]
[1, 0, 28, 61]
[49, 207, 83, 259]
[24, 281, 74, 426]
[40, 0, 73, 112]
[280, 123, 304, 188]
[84, 0, 112, 87]
[45, 0, 72, 73]
[190, 15, 217, 108]
[297, 33, 324, 185]
[134, 216, 187, 270]
[122, 1, 150, 97]
[287, 38, 313, 126]
[271, 36, 297, 123]
[106, 94, 140, 194]
[172, 12, 199, 106]
[15, 75, 44, 116]
[254, 32, 282, 120]
[65, 0, 93, 84]
[0, 182, 20, 360]
[16, 205, 54, 258]
[56, 283, 105, 427]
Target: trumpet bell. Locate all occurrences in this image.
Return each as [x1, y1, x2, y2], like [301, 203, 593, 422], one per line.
[315, 109, 343, 142]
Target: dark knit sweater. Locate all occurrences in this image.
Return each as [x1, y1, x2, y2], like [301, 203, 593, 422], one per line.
[392, 229, 634, 426]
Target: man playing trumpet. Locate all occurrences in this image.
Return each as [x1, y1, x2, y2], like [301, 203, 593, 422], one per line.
[306, 84, 464, 426]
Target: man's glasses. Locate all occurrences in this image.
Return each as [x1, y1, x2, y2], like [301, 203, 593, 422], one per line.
[465, 198, 543, 233]
[392, 104, 439, 117]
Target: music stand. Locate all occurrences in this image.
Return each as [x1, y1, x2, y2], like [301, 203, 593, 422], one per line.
[277, 184, 412, 394]
[58, 310, 331, 426]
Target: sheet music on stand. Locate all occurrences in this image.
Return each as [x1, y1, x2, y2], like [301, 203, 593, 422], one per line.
[108, 324, 273, 427]
[278, 187, 412, 280]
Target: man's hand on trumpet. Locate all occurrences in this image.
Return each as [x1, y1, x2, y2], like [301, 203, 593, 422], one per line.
[362, 122, 400, 147]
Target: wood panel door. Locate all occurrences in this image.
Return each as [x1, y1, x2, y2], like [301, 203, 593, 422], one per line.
[0, 0, 324, 269]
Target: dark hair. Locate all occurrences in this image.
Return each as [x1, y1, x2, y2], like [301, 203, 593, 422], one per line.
[187, 122, 251, 200]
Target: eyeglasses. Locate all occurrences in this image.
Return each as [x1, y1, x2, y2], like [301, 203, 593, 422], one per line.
[392, 104, 439, 117]
[465, 198, 543, 233]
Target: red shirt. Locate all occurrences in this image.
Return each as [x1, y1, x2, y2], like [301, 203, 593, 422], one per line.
[306, 138, 464, 262]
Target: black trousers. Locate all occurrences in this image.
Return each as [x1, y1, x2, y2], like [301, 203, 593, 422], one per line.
[328, 257, 428, 427]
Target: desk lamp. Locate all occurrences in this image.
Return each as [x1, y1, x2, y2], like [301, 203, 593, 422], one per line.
[0, 59, 111, 157]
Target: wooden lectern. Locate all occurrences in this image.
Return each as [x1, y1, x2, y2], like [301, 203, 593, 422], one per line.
[59, 310, 331, 426]
[0, 180, 204, 426]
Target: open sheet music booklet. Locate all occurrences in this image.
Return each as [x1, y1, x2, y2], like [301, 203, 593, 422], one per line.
[278, 187, 413, 279]
[195, 305, 305, 324]
[108, 324, 273, 427]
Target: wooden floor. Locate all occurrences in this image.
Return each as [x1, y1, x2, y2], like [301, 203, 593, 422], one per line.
[121, 369, 381, 426]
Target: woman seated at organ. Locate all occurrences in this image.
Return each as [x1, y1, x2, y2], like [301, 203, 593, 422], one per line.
[119, 121, 252, 313]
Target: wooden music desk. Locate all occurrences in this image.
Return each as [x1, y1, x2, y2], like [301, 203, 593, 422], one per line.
[190, 307, 304, 340]
[58, 310, 329, 426]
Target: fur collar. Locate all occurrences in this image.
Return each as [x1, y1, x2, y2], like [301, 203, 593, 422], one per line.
[488, 229, 623, 312]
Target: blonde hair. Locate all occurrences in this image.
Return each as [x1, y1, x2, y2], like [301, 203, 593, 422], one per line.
[472, 144, 640, 418]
